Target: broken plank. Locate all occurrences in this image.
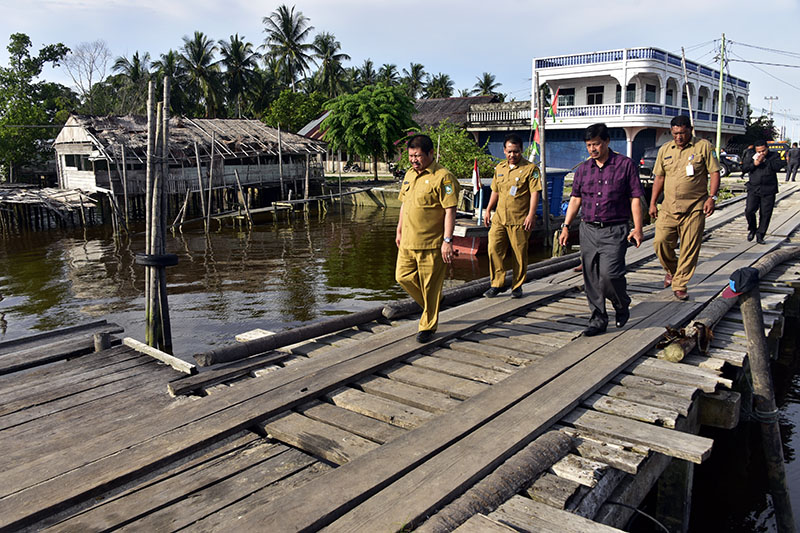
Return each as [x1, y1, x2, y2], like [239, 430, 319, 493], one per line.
[297, 401, 404, 444]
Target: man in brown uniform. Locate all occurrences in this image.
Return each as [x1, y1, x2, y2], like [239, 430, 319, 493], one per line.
[649, 115, 720, 301]
[483, 133, 542, 298]
[396, 134, 461, 343]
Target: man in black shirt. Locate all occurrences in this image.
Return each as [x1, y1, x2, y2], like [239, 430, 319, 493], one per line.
[742, 139, 782, 244]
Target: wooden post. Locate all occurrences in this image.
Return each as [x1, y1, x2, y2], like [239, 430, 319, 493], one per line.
[304, 153, 310, 200]
[740, 285, 795, 533]
[206, 132, 216, 232]
[194, 142, 206, 228]
[144, 81, 156, 346]
[157, 77, 174, 354]
[147, 103, 163, 348]
[93, 332, 111, 352]
[234, 169, 252, 228]
[536, 72, 551, 247]
[121, 144, 129, 225]
[278, 124, 285, 200]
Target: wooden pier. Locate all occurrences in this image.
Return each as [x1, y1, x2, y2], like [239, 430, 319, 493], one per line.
[2, 186, 800, 531]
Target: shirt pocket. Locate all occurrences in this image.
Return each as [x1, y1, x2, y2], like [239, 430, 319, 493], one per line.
[416, 184, 438, 207]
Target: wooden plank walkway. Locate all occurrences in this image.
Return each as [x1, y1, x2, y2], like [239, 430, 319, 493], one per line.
[1, 185, 800, 531]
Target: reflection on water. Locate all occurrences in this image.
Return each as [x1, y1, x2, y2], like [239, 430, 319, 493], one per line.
[0, 206, 503, 356]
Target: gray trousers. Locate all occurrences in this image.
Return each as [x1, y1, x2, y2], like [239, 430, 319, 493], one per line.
[787, 162, 799, 182]
[580, 222, 631, 328]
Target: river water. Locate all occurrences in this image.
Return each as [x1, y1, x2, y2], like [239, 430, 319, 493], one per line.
[1, 204, 798, 530]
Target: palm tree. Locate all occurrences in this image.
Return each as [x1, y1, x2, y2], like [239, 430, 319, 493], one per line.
[401, 62, 426, 99]
[262, 4, 314, 92]
[424, 73, 454, 99]
[458, 88, 473, 97]
[247, 65, 280, 118]
[180, 31, 220, 118]
[111, 51, 151, 113]
[153, 49, 192, 115]
[312, 32, 350, 98]
[473, 72, 501, 96]
[358, 59, 377, 87]
[378, 63, 399, 86]
[219, 34, 260, 117]
[112, 51, 151, 85]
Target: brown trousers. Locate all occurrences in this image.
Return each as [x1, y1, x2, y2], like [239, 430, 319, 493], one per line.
[653, 208, 705, 292]
[488, 223, 530, 290]
[395, 247, 446, 332]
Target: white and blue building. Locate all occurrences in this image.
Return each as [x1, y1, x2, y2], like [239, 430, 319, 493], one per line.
[467, 47, 749, 169]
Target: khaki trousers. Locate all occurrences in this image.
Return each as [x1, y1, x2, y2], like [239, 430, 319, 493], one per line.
[395, 247, 446, 332]
[654, 208, 705, 292]
[488, 223, 530, 290]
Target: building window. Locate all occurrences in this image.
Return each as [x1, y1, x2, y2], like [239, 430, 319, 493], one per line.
[666, 89, 674, 106]
[626, 84, 636, 102]
[586, 86, 604, 105]
[698, 95, 705, 110]
[681, 92, 689, 109]
[645, 84, 657, 103]
[64, 154, 92, 171]
[558, 88, 574, 107]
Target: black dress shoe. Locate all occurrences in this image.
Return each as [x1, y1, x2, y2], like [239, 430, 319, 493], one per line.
[484, 287, 501, 298]
[416, 330, 434, 343]
[615, 310, 630, 328]
[747, 231, 755, 242]
[757, 235, 766, 244]
[511, 288, 523, 298]
[582, 325, 606, 337]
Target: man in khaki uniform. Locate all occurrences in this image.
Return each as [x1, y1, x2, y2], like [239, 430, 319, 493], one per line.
[483, 133, 541, 298]
[396, 134, 461, 343]
[649, 115, 720, 300]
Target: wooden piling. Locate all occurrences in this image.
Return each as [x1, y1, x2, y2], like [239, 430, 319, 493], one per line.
[144, 81, 156, 347]
[740, 284, 795, 533]
[233, 170, 252, 228]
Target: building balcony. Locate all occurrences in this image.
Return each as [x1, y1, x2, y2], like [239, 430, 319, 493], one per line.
[467, 101, 746, 131]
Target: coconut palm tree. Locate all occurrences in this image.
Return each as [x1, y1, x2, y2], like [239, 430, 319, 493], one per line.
[262, 4, 314, 92]
[152, 49, 192, 115]
[180, 31, 220, 118]
[111, 51, 151, 113]
[312, 32, 350, 98]
[219, 34, 260, 117]
[357, 59, 377, 87]
[378, 63, 399, 86]
[401, 62, 426, 99]
[424, 73, 454, 99]
[473, 72, 501, 96]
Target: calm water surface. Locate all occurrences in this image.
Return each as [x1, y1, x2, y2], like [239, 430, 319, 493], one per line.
[0, 205, 495, 356]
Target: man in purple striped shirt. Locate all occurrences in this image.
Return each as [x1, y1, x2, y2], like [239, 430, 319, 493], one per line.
[558, 123, 645, 336]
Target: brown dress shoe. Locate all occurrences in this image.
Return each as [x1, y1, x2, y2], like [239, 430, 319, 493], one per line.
[664, 273, 673, 288]
[674, 290, 689, 301]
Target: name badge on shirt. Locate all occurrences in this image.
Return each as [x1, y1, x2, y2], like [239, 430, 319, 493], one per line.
[509, 186, 518, 197]
[686, 164, 694, 176]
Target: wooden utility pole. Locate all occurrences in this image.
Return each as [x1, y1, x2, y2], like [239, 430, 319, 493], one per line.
[535, 72, 551, 246]
[278, 125, 285, 200]
[715, 33, 726, 156]
[680, 47, 695, 132]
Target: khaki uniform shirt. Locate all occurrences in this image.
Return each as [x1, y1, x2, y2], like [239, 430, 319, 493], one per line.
[490, 158, 542, 226]
[398, 161, 460, 250]
[653, 138, 720, 214]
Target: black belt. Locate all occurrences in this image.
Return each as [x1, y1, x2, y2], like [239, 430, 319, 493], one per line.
[583, 220, 627, 228]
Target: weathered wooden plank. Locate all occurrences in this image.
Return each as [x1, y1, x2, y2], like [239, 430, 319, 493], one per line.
[611, 374, 699, 400]
[461, 331, 555, 356]
[327, 387, 434, 429]
[0, 320, 113, 355]
[408, 354, 510, 385]
[379, 363, 489, 400]
[583, 394, 680, 429]
[572, 468, 628, 519]
[598, 383, 692, 416]
[123, 337, 196, 375]
[565, 432, 647, 475]
[428, 346, 520, 374]
[451, 513, 518, 533]
[479, 326, 569, 349]
[297, 401, 405, 444]
[491, 495, 626, 533]
[356, 375, 461, 414]
[261, 411, 379, 465]
[550, 454, 608, 488]
[563, 408, 712, 464]
[167, 351, 290, 396]
[526, 473, 583, 509]
[630, 357, 733, 389]
[446, 339, 538, 366]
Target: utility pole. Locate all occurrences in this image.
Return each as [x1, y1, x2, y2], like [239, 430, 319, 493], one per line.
[780, 109, 789, 140]
[764, 96, 778, 118]
[715, 33, 726, 157]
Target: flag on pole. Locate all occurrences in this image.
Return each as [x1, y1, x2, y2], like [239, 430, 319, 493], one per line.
[472, 158, 481, 193]
[550, 87, 560, 118]
[532, 110, 540, 158]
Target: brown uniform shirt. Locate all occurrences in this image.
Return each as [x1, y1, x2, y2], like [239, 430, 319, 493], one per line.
[490, 158, 542, 226]
[398, 161, 460, 250]
[653, 138, 720, 214]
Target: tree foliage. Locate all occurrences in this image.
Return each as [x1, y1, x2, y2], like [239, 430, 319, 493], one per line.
[0, 33, 70, 181]
[262, 89, 326, 132]
[322, 84, 416, 180]
[396, 120, 496, 181]
[262, 4, 314, 92]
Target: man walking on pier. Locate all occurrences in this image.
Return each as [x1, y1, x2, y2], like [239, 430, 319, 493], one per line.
[742, 139, 782, 244]
[395, 134, 461, 343]
[558, 123, 644, 337]
[483, 133, 542, 299]
[650, 115, 720, 301]
[786, 142, 800, 182]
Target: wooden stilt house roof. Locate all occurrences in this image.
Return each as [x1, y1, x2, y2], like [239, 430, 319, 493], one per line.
[54, 114, 327, 165]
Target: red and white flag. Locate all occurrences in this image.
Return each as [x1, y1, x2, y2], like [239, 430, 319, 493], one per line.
[472, 158, 481, 193]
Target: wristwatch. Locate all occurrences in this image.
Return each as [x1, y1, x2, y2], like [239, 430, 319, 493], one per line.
[711, 195, 718, 201]
[443, 237, 453, 243]
[560, 223, 569, 230]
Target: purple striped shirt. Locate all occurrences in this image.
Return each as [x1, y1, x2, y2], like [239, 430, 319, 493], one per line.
[571, 150, 644, 223]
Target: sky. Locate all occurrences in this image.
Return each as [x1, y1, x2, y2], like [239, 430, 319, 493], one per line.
[2, 0, 799, 133]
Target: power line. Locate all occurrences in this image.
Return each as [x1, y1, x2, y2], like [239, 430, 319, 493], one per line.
[728, 59, 800, 69]
[728, 40, 800, 60]
[728, 50, 800, 94]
